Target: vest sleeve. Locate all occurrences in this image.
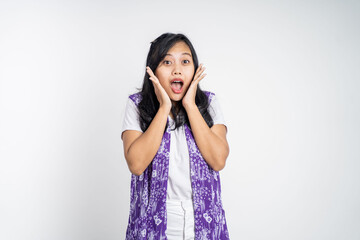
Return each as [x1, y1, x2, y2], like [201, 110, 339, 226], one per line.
[121, 97, 143, 139]
[208, 94, 228, 131]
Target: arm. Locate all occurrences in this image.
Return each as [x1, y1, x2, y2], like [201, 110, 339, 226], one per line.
[122, 66, 172, 176]
[184, 103, 229, 171]
[122, 106, 169, 176]
[182, 63, 229, 171]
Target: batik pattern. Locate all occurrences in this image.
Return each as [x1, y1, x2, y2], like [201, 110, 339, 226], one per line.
[125, 91, 229, 240]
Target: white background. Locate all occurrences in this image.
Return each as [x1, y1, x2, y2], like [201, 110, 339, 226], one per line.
[1, 0, 359, 239]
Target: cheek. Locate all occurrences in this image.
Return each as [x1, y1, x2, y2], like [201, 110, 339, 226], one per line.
[187, 70, 195, 80]
[155, 69, 169, 83]
[157, 79, 170, 91]
[156, 75, 167, 86]
[159, 81, 168, 90]
[154, 72, 165, 85]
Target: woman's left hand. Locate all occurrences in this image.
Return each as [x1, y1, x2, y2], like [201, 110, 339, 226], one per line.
[182, 63, 206, 108]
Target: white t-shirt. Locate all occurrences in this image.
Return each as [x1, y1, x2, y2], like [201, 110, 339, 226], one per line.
[121, 94, 227, 201]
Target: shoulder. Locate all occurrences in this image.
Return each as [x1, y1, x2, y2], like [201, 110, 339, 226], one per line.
[128, 92, 142, 106]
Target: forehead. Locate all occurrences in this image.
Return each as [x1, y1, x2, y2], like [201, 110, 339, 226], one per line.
[167, 41, 191, 54]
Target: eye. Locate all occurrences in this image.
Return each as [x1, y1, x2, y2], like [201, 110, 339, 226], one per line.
[183, 59, 191, 64]
[163, 60, 171, 65]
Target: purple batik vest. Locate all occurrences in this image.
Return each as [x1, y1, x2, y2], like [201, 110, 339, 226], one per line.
[125, 91, 230, 240]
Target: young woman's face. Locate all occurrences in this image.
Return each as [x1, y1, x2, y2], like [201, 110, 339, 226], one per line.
[155, 41, 195, 104]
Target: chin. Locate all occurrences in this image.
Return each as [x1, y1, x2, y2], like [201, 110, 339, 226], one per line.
[170, 96, 183, 102]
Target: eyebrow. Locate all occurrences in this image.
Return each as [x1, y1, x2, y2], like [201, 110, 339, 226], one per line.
[165, 53, 192, 57]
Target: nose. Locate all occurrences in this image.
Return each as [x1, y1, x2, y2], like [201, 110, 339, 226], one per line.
[172, 63, 182, 75]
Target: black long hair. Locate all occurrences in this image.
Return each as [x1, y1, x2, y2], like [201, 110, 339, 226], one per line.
[136, 33, 213, 132]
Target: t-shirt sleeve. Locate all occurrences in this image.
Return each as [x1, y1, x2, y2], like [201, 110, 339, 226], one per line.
[208, 94, 228, 132]
[121, 97, 143, 139]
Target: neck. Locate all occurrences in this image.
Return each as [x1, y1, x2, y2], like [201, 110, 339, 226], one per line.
[171, 101, 180, 110]
[170, 101, 180, 120]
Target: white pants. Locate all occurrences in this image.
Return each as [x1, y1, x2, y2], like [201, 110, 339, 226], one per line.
[165, 199, 195, 240]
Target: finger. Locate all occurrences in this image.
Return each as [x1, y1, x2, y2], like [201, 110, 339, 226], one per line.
[195, 73, 206, 83]
[194, 66, 206, 80]
[146, 68, 155, 79]
[149, 77, 160, 85]
[146, 66, 157, 79]
[195, 64, 205, 75]
[195, 63, 203, 75]
[147, 68, 160, 84]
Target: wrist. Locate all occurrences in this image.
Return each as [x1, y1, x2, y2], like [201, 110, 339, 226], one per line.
[159, 104, 171, 114]
[183, 102, 197, 111]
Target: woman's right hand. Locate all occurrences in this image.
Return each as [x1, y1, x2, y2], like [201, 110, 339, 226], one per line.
[146, 66, 172, 111]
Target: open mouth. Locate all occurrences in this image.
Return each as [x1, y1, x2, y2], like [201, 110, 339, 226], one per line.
[170, 79, 184, 93]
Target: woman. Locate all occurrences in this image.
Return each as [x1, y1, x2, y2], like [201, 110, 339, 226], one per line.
[121, 33, 230, 239]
